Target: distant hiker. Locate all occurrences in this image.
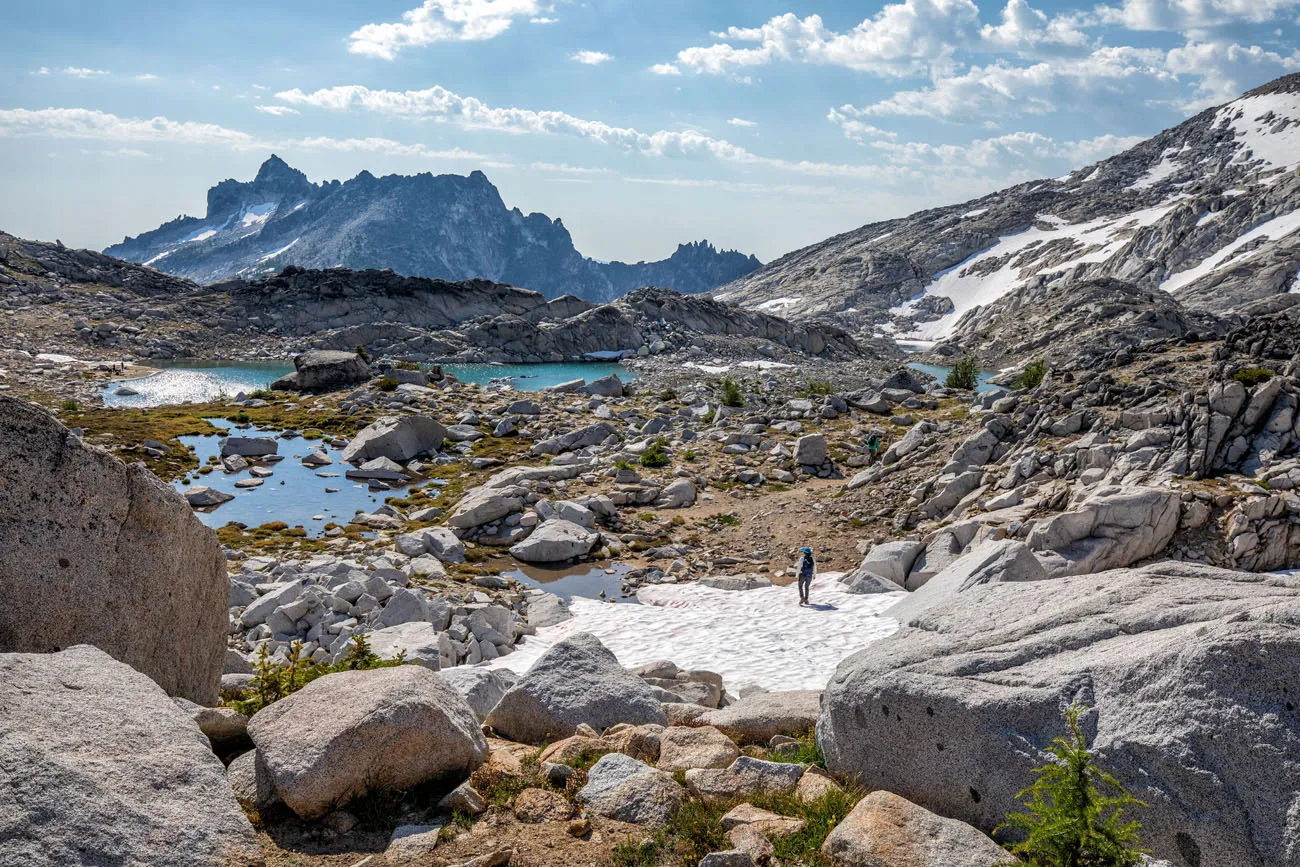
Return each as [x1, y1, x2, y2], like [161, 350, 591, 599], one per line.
[796, 546, 815, 605]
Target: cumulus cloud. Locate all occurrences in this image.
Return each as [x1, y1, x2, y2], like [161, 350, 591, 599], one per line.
[274, 83, 897, 180]
[869, 130, 1145, 170]
[0, 107, 260, 147]
[826, 107, 899, 143]
[348, 0, 550, 59]
[653, 0, 1093, 80]
[1164, 40, 1300, 104]
[650, 63, 682, 75]
[1095, 0, 1300, 31]
[571, 50, 612, 65]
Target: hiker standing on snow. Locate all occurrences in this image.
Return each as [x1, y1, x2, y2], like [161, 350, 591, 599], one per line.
[796, 546, 815, 605]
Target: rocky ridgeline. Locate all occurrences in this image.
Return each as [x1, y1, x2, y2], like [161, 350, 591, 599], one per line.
[105, 155, 761, 302]
[718, 73, 1300, 337]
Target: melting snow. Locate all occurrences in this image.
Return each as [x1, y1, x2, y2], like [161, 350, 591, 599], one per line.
[684, 362, 731, 374]
[1219, 93, 1300, 171]
[143, 250, 173, 267]
[1162, 208, 1300, 293]
[1128, 146, 1185, 190]
[489, 573, 902, 691]
[258, 238, 299, 262]
[897, 201, 1181, 339]
[753, 297, 802, 313]
[961, 208, 989, 219]
[239, 202, 277, 228]
[737, 360, 795, 370]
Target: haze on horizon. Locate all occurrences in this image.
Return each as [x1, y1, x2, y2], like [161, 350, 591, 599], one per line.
[2, 0, 1299, 264]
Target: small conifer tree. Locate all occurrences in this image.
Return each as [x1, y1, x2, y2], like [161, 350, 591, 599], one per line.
[997, 705, 1146, 867]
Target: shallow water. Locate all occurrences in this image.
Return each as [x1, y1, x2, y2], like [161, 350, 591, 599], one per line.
[101, 360, 294, 407]
[906, 361, 1001, 393]
[173, 419, 426, 536]
[441, 361, 636, 390]
[506, 563, 639, 604]
[102, 359, 636, 407]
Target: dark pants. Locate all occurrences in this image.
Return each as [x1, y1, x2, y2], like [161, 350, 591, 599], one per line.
[798, 572, 812, 602]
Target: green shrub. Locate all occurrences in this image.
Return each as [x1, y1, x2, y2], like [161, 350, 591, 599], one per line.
[246, 389, 274, 400]
[354, 343, 370, 362]
[640, 437, 670, 468]
[228, 634, 405, 716]
[1233, 367, 1275, 388]
[702, 407, 717, 424]
[611, 834, 664, 867]
[945, 357, 981, 390]
[396, 360, 419, 371]
[682, 448, 698, 462]
[659, 388, 678, 401]
[59, 398, 80, 413]
[233, 411, 251, 424]
[751, 787, 864, 865]
[1013, 359, 1049, 391]
[800, 380, 834, 397]
[720, 377, 745, 407]
[377, 377, 399, 392]
[996, 705, 1146, 867]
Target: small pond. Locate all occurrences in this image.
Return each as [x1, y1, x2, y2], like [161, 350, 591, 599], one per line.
[173, 419, 431, 536]
[102, 359, 637, 407]
[906, 361, 1002, 393]
[506, 563, 639, 604]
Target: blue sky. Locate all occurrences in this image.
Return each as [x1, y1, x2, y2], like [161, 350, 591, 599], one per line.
[2, 0, 1299, 263]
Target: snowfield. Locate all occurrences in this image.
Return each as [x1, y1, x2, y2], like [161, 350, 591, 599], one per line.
[489, 573, 902, 692]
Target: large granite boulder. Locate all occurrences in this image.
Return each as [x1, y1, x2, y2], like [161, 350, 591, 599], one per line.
[340, 414, 446, 463]
[0, 645, 262, 866]
[509, 519, 601, 563]
[1026, 485, 1180, 576]
[485, 633, 666, 743]
[819, 561, 1300, 867]
[0, 395, 227, 703]
[822, 790, 1008, 866]
[271, 350, 371, 392]
[887, 539, 1048, 624]
[247, 665, 487, 819]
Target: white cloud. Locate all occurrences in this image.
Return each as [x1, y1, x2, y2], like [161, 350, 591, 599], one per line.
[571, 50, 612, 65]
[1095, 0, 1300, 31]
[850, 46, 1176, 120]
[655, 0, 1091, 80]
[80, 147, 152, 158]
[651, 63, 682, 75]
[275, 83, 898, 180]
[826, 107, 899, 143]
[254, 105, 301, 116]
[530, 16, 557, 23]
[1164, 40, 1300, 104]
[291, 136, 490, 162]
[727, 117, 758, 127]
[0, 108, 260, 148]
[32, 65, 111, 78]
[868, 130, 1144, 170]
[348, 0, 548, 59]
[134, 73, 159, 82]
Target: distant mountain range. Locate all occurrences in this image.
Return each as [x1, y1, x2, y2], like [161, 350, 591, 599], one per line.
[105, 156, 761, 302]
[715, 73, 1300, 344]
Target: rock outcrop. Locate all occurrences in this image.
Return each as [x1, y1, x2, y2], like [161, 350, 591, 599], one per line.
[0, 395, 227, 703]
[819, 561, 1300, 867]
[0, 645, 262, 866]
[271, 349, 371, 392]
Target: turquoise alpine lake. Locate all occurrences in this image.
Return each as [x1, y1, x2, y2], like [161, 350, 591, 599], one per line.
[101, 359, 637, 407]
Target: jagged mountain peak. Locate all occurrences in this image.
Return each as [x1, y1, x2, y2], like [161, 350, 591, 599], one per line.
[715, 73, 1300, 343]
[105, 158, 761, 301]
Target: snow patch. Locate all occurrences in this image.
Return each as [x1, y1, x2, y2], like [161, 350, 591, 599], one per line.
[239, 202, 277, 228]
[1219, 93, 1300, 171]
[1162, 208, 1300, 293]
[684, 362, 732, 374]
[737, 360, 795, 370]
[258, 238, 299, 262]
[583, 349, 632, 360]
[752, 297, 802, 313]
[961, 208, 989, 219]
[488, 573, 902, 691]
[143, 250, 173, 267]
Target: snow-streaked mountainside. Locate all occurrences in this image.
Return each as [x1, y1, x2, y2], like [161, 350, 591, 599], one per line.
[715, 74, 1300, 343]
[105, 156, 761, 303]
